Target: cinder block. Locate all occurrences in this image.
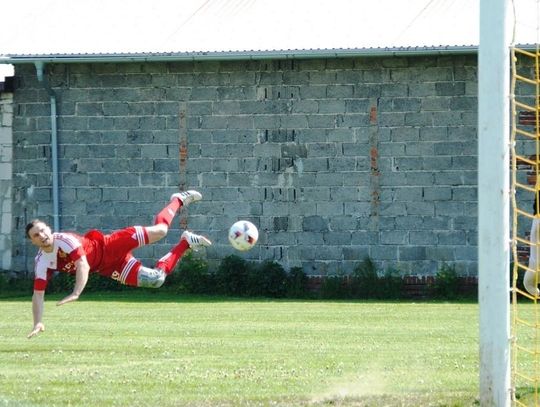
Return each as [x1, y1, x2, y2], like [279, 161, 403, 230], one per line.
[318, 100, 346, 114]
[1, 111, 13, 127]
[291, 100, 318, 113]
[381, 230, 409, 245]
[2, 250, 12, 270]
[426, 247, 455, 262]
[280, 114, 309, 128]
[317, 202, 344, 216]
[0, 127, 12, 144]
[410, 231, 437, 245]
[302, 215, 329, 232]
[343, 246, 370, 261]
[307, 114, 336, 128]
[371, 245, 398, 261]
[399, 246, 427, 261]
[435, 82, 466, 96]
[1, 212, 12, 234]
[423, 187, 452, 201]
[299, 85, 327, 99]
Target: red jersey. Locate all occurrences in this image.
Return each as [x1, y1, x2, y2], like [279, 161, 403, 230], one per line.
[33, 227, 147, 290]
[33, 231, 102, 291]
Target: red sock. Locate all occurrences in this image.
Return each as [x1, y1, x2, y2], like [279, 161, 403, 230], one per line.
[154, 198, 182, 226]
[155, 239, 190, 274]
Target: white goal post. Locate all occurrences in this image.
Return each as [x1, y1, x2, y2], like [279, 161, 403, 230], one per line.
[478, 0, 512, 405]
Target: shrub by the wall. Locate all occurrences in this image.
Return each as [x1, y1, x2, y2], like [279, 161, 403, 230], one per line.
[247, 261, 288, 298]
[0, 271, 33, 294]
[379, 267, 405, 300]
[214, 255, 253, 296]
[350, 257, 380, 299]
[47, 271, 128, 293]
[166, 252, 215, 294]
[286, 267, 309, 298]
[431, 263, 460, 299]
[1, 257, 475, 301]
[320, 273, 351, 299]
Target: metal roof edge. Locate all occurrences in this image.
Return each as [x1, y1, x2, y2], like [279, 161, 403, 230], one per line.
[0, 46, 479, 64]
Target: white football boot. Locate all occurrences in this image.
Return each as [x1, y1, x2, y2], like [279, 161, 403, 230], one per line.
[171, 190, 202, 207]
[181, 231, 212, 251]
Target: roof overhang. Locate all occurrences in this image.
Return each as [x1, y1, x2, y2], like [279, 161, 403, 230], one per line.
[0, 46, 480, 65]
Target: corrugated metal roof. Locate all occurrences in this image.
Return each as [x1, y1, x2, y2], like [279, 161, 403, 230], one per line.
[0, 0, 538, 61]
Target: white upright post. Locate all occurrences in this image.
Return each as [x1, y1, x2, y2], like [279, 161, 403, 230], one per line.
[478, 0, 511, 405]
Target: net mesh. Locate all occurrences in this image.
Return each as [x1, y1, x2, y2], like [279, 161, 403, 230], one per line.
[511, 46, 540, 406]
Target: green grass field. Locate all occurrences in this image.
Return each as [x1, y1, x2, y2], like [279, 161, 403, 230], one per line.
[0, 292, 480, 406]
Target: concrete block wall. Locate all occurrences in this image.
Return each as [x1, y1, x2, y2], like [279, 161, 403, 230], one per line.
[0, 91, 13, 270]
[10, 55, 478, 276]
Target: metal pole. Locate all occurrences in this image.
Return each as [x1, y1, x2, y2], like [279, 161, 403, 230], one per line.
[35, 62, 60, 232]
[478, 0, 511, 405]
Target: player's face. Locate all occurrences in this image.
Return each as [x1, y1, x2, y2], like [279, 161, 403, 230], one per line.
[28, 222, 54, 251]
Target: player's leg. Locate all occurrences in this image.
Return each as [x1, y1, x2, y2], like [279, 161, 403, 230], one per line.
[110, 255, 167, 288]
[155, 231, 212, 275]
[148, 190, 203, 244]
[112, 232, 212, 288]
[525, 217, 540, 296]
[137, 265, 166, 288]
[98, 191, 204, 275]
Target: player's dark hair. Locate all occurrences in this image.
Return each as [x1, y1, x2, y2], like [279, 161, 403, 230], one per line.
[25, 219, 44, 239]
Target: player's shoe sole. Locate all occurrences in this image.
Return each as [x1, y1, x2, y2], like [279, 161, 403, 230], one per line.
[181, 230, 212, 251]
[171, 190, 202, 207]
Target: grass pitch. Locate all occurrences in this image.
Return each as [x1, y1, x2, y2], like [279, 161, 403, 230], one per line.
[0, 293, 479, 406]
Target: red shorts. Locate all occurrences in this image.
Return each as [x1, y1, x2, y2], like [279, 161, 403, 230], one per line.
[87, 226, 148, 286]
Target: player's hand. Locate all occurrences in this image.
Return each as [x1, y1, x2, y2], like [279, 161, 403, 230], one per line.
[57, 293, 80, 306]
[27, 322, 45, 339]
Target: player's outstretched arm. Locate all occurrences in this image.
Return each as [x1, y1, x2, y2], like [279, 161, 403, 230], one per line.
[57, 256, 90, 306]
[28, 290, 45, 338]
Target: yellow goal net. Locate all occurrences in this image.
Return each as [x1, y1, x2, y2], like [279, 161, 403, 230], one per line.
[511, 46, 540, 406]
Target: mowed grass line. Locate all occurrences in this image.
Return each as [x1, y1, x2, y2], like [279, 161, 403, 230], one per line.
[1, 293, 479, 406]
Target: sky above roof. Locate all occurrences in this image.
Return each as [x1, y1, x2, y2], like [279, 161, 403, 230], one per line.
[0, 0, 539, 80]
[0, 0, 498, 54]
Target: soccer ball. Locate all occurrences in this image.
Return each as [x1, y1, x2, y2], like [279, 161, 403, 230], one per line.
[228, 220, 259, 251]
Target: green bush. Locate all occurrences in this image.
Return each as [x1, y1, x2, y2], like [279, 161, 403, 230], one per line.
[432, 263, 460, 299]
[379, 267, 404, 300]
[47, 272, 74, 293]
[166, 252, 214, 294]
[347, 258, 405, 299]
[0, 272, 9, 293]
[1, 256, 472, 301]
[46, 271, 128, 293]
[215, 255, 253, 296]
[87, 273, 127, 292]
[248, 261, 288, 298]
[0, 272, 33, 294]
[320, 273, 351, 299]
[350, 257, 380, 299]
[286, 267, 309, 298]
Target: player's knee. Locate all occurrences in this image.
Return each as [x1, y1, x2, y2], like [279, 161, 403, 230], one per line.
[156, 224, 168, 238]
[137, 266, 166, 289]
[153, 273, 166, 288]
[145, 224, 168, 245]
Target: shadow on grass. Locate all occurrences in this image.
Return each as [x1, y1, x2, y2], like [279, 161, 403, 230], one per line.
[515, 386, 540, 405]
[0, 290, 228, 303]
[0, 289, 480, 305]
[304, 393, 480, 407]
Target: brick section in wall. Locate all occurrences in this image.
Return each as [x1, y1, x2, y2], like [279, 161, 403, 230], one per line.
[10, 56, 479, 278]
[0, 91, 13, 270]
